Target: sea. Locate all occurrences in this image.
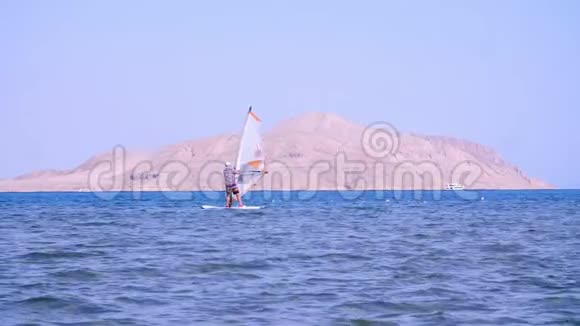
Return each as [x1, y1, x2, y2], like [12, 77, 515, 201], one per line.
[0, 190, 578, 325]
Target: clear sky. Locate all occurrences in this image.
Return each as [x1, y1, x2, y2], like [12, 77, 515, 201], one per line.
[1, 0, 579, 187]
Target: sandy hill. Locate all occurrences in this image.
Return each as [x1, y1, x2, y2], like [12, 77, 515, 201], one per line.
[0, 112, 552, 192]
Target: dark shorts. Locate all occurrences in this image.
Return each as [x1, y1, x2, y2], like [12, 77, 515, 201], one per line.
[226, 185, 239, 195]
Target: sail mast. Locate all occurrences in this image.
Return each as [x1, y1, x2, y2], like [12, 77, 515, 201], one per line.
[235, 106, 252, 170]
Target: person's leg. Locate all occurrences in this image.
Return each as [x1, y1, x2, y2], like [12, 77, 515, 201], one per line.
[225, 189, 231, 207]
[234, 188, 243, 207]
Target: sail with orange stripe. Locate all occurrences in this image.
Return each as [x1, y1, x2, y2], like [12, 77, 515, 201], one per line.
[235, 106, 266, 197]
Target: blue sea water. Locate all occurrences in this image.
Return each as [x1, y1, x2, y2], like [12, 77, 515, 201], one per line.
[0, 190, 579, 325]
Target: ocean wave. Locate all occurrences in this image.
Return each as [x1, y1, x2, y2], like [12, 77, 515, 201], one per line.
[50, 268, 101, 281]
[17, 250, 104, 260]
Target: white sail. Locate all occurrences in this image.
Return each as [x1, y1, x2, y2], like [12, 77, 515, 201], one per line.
[235, 107, 266, 197]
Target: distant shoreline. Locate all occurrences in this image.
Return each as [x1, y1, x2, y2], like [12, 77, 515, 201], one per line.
[0, 187, 560, 194]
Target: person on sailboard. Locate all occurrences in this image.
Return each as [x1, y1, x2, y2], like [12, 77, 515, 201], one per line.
[223, 162, 244, 208]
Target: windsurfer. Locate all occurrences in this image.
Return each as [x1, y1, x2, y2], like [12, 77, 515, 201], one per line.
[223, 162, 244, 208]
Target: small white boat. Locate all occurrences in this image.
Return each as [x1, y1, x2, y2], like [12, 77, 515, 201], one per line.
[446, 183, 464, 190]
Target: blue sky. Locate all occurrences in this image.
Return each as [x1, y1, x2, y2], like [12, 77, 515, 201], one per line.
[1, 0, 579, 187]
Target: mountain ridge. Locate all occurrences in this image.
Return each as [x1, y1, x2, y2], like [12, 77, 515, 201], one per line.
[0, 112, 553, 192]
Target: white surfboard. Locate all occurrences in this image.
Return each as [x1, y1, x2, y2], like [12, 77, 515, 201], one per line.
[200, 205, 263, 210]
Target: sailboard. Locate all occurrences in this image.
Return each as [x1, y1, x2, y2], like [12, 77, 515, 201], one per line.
[200, 205, 262, 210]
[201, 106, 266, 209]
